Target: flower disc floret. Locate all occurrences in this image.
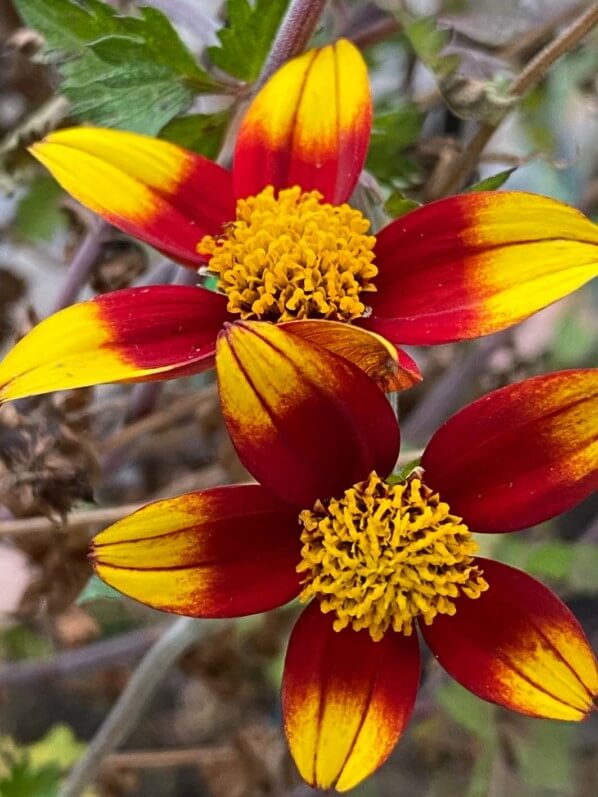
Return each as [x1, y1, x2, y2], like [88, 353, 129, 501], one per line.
[298, 472, 488, 641]
[199, 186, 378, 323]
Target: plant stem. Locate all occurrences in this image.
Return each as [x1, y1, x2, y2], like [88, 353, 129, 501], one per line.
[430, 2, 598, 198]
[256, 0, 327, 89]
[51, 219, 106, 313]
[0, 626, 163, 688]
[59, 618, 225, 797]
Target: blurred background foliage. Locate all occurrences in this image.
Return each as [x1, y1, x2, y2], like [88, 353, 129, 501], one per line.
[0, 1, 596, 796]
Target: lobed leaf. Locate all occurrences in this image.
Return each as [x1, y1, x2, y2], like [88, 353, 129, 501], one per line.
[208, 0, 290, 82]
[14, 0, 219, 134]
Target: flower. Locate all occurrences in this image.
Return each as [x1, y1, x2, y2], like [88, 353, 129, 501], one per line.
[90, 322, 598, 792]
[1, 40, 597, 401]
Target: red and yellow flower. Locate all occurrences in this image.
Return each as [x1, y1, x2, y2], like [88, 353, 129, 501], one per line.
[1, 39, 597, 401]
[91, 322, 598, 792]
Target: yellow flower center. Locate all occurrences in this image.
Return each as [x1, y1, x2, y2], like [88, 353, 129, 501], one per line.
[198, 186, 377, 322]
[298, 472, 488, 642]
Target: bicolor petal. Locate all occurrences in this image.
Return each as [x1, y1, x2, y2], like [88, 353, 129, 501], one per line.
[421, 369, 598, 532]
[282, 602, 420, 792]
[92, 484, 301, 616]
[422, 558, 598, 721]
[234, 39, 371, 204]
[364, 192, 598, 344]
[30, 127, 235, 266]
[216, 321, 400, 507]
[0, 286, 228, 402]
[280, 319, 421, 392]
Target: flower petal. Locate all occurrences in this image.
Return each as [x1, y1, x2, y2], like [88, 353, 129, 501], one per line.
[422, 558, 598, 721]
[421, 369, 598, 532]
[0, 286, 227, 402]
[233, 39, 371, 204]
[92, 484, 301, 617]
[280, 319, 422, 392]
[30, 127, 235, 266]
[216, 321, 400, 506]
[282, 602, 420, 792]
[364, 192, 598, 344]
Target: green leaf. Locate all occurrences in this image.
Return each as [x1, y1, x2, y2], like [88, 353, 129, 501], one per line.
[495, 538, 598, 592]
[437, 680, 497, 741]
[569, 544, 598, 593]
[27, 726, 85, 772]
[466, 167, 517, 192]
[384, 191, 421, 219]
[14, 177, 66, 242]
[511, 720, 574, 791]
[160, 111, 231, 160]
[0, 757, 60, 797]
[77, 574, 122, 605]
[14, 0, 218, 134]
[366, 104, 423, 189]
[208, 0, 290, 82]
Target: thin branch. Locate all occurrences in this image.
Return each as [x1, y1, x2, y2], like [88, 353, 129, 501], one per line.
[343, 6, 401, 49]
[511, 3, 598, 97]
[59, 618, 226, 797]
[0, 502, 143, 537]
[102, 746, 235, 771]
[429, 2, 598, 198]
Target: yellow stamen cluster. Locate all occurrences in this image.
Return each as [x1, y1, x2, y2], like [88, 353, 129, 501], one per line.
[298, 472, 488, 642]
[198, 186, 377, 323]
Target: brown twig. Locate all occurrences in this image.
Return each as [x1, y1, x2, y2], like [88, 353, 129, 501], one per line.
[0, 502, 143, 537]
[429, 2, 598, 198]
[344, 8, 401, 49]
[498, 1, 588, 60]
[102, 746, 235, 771]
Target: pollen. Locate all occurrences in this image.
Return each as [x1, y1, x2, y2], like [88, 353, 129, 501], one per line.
[198, 186, 377, 323]
[297, 472, 488, 642]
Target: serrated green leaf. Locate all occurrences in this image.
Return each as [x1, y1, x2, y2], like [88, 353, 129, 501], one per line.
[65, 68, 194, 134]
[160, 111, 231, 160]
[208, 0, 290, 82]
[384, 191, 421, 219]
[466, 167, 517, 192]
[14, 0, 218, 134]
[77, 574, 122, 605]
